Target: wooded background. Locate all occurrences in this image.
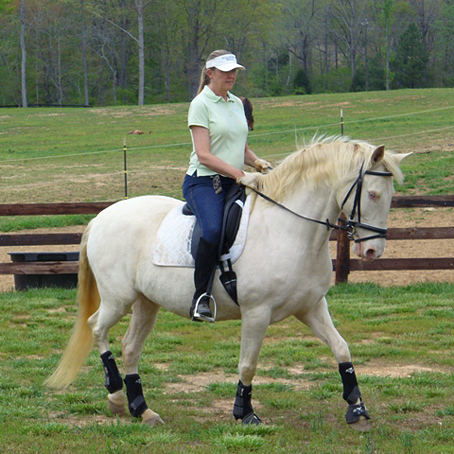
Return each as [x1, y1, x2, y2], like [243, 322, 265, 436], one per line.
[1, 0, 454, 107]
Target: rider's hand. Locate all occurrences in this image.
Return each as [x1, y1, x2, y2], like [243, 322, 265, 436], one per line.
[236, 171, 262, 190]
[254, 158, 272, 173]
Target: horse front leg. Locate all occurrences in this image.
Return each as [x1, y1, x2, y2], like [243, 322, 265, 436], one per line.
[122, 295, 164, 425]
[234, 309, 271, 425]
[296, 297, 371, 432]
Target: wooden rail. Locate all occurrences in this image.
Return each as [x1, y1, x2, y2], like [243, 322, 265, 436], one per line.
[0, 196, 452, 284]
[333, 194, 454, 283]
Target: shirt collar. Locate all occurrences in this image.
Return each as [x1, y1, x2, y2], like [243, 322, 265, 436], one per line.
[203, 85, 234, 102]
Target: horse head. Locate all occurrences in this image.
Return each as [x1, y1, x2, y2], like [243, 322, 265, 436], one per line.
[254, 137, 411, 262]
[338, 144, 411, 261]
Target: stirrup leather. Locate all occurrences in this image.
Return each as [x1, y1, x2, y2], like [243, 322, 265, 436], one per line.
[192, 293, 217, 323]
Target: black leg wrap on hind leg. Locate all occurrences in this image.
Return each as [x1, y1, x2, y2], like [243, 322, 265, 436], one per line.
[339, 362, 370, 424]
[233, 380, 262, 425]
[100, 351, 123, 394]
[345, 402, 370, 424]
[124, 374, 148, 418]
[339, 362, 361, 405]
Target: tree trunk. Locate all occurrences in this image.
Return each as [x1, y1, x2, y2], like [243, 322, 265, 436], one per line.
[57, 39, 63, 106]
[135, 0, 145, 105]
[81, 0, 89, 106]
[20, 0, 28, 108]
[385, 21, 390, 91]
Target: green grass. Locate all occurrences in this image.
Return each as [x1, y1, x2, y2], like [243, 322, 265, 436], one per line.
[0, 88, 453, 208]
[0, 283, 452, 453]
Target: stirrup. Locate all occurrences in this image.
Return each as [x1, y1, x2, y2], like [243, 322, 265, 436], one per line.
[192, 293, 217, 323]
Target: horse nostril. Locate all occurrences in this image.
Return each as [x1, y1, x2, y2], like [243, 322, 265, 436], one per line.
[365, 248, 377, 260]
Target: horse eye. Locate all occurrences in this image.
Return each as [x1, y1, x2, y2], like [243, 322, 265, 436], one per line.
[368, 191, 378, 200]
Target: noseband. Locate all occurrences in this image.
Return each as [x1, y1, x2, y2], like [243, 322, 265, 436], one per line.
[250, 161, 393, 243]
[340, 162, 393, 243]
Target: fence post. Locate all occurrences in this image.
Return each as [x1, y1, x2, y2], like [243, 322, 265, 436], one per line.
[123, 138, 128, 199]
[340, 109, 344, 136]
[335, 213, 350, 284]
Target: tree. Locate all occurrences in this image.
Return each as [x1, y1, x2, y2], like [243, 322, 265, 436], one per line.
[80, 0, 89, 106]
[435, 0, 454, 86]
[293, 67, 312, 94]
[20, 0, 27, 107]
[278, 0, 320, 74]
[393, 22, 429, 88]
[176, 0, 229, 98]
[135, 0, 144, 105]
[409, 0, 440, 52]
[90, 0, 147, 105]
[329, 0, 371, 81]
[375, 0, 395, 91]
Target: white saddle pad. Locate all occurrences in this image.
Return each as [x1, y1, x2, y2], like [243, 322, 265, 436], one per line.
[152, 197, 251, 267]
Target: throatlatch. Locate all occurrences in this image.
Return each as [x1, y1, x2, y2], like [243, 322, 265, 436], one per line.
[100, 351, 123, 394]
[233, 380, 262, 425]
[124, 374, 149, 418]
[339, 362, 370, 424]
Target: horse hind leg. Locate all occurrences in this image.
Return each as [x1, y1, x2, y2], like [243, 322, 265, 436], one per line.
[122, 294, 164, 425]
[88, 297, 135, 418]
[296, 297, 371, 432]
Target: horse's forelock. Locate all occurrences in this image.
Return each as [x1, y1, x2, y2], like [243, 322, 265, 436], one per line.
[380, 152, 405, 185]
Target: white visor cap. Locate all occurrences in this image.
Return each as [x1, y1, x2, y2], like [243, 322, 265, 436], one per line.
[206, 54, 245, 72]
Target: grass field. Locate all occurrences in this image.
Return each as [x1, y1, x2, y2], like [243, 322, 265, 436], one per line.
[0, 88, 453, 206]
[0, 283, 452, 453]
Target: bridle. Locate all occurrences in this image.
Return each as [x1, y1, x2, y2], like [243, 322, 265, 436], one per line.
[339, 162, 393, 243]
[250, 161, 393, 243]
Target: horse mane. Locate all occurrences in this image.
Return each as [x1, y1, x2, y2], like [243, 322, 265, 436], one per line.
[258, 135, 405, 201]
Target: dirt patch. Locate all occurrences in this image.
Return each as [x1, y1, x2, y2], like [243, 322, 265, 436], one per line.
[158, 362, 449, 421]
[163, 362, 449, 396]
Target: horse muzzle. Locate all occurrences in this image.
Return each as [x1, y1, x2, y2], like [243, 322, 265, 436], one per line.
[352, 237, 386, 262]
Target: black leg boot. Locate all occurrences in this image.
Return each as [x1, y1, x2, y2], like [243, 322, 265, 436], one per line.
[190, 237, 219, 322]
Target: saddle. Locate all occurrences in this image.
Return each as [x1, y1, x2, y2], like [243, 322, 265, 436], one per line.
[182, 183, 246, 304]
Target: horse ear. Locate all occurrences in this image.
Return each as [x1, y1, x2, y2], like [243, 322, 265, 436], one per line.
[392, 152, 413, 165]
[371, 145, 385, 167]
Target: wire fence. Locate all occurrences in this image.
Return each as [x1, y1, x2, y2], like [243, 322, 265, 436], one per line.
[1, 105, 453, 199]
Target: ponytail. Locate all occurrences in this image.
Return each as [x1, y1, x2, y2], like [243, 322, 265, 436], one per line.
[196, 49, 231, 96]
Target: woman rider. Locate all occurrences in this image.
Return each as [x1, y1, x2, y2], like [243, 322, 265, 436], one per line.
[183, 49, 271, 322]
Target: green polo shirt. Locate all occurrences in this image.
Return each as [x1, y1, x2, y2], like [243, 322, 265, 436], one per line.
[187, 85, 249, 177]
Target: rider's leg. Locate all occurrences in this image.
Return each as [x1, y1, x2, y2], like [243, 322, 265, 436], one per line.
[183, 174, 227, 321]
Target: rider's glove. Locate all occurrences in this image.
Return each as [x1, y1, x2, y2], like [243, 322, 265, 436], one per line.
[254, 159, 272, 173]
[236, 172, 263, 190]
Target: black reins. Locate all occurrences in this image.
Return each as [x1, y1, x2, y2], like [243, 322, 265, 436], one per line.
[251, 161, 393, 243]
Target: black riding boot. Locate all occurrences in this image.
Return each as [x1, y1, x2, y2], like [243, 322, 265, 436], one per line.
[190, 237, 219, 322]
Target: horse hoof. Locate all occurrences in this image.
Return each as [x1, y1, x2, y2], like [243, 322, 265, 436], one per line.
[107, 391, 127, 416]
[242, 412, 262, 425]
[349, 416, 371, 432]
[142, 408, 165, 426]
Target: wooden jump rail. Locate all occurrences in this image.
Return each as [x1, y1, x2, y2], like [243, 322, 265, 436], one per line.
[0, 196, 452, 284]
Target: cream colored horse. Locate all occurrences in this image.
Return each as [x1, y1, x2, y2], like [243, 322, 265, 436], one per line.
[46, 137, 409, 431]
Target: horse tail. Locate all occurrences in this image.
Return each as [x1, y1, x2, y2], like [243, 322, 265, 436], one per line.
[45, 221, 100, 389]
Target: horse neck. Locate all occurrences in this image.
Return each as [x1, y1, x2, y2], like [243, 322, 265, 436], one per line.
[262, 179, 341, 245]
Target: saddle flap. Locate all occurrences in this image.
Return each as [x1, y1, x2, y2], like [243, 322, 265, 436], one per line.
[220, 184, 247, 255]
